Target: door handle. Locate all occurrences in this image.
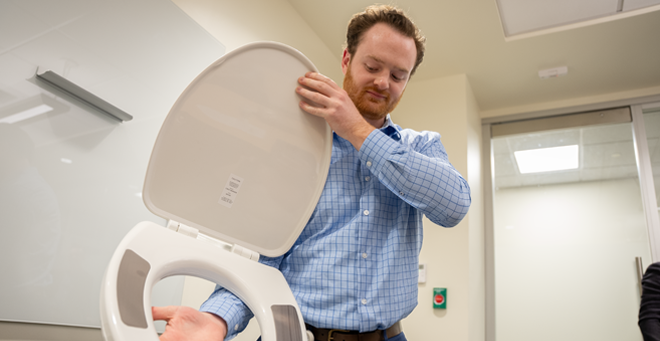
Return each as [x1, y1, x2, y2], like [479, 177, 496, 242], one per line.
[636, 257, 644, 296]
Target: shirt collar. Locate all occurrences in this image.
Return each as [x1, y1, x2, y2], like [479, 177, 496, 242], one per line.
[379, 114, 401, 141]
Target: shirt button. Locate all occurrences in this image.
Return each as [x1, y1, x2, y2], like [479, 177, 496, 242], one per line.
[362, 253, 368, 259]
[399, 191, 405, 196]
[366, 161, 372, 167]
[363, 210, 370, 216]
[361, 299, 367, 305]
[234, 324, 239, 331]
[365, 176, 371, 181]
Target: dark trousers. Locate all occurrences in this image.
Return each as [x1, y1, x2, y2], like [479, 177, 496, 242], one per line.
[640, 319, 660, 341]
[385, 331, 407, 341]
[256, 331, 408, 341]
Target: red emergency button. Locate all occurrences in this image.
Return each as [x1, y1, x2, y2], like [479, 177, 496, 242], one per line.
[433, 288, 447, 309]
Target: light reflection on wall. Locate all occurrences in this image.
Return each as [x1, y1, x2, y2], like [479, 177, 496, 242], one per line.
[0, 123, 61, 297]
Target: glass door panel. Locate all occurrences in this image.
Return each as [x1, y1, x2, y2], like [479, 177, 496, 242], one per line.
[642, 106, 660, 224]
[493, 120, 651, 341]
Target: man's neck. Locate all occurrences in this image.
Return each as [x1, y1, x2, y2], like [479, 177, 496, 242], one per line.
[363, 116, 386, 129]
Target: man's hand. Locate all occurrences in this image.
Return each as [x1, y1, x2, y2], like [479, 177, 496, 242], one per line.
[152, 306, 228, 341]
[296, 72, 375, 150]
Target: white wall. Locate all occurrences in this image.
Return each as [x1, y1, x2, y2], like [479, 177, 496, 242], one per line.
[494, 178, 650, 341]
[0, 0, 226, 339]
[0, 0, 224, 332]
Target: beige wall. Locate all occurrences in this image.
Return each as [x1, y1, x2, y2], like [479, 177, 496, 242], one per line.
[392, 75, 484, 341]
[172, 0, 343, 83]
[173, 1, 485, 340]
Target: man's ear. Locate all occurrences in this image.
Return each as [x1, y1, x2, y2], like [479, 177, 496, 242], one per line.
[341, 49, 351, 75]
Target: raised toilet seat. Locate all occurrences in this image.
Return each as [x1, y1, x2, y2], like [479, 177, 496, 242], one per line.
[100, 42, 332, 341]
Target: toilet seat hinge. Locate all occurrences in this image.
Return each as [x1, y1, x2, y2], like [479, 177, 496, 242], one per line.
[166, 220, 199, 239]
[230, 244, 260, 262]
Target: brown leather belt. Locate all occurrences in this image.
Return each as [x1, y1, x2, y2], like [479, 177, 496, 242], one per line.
[306, 321, 402, 341]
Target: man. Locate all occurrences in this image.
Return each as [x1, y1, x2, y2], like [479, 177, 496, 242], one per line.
[640, 262, 660, 341]
[153, 5, 471, 341]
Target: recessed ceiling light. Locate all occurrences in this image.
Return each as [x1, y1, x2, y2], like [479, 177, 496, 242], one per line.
[514, 145, 579, 174]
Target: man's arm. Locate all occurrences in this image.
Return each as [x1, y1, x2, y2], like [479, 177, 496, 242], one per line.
[296, 72, 375, 150]
[152, 306, 227, 341]
[152, 255, 286, 340]
[296, 71, 470, 226]
[360, 129, 471, 227]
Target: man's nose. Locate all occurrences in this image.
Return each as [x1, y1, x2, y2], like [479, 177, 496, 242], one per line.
[374, 73, 389, 90]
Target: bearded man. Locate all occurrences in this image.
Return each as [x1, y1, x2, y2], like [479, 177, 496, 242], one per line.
[154, 5, 471, 341]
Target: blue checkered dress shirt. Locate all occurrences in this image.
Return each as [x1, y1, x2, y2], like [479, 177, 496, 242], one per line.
[200, 116, 471, 338]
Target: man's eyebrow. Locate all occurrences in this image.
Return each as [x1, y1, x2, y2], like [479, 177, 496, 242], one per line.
[366, 55, 410, 74]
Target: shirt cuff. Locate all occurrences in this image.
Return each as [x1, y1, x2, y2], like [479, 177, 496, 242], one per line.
[358, 128, 400, 174]
[199, 287, 253, 340]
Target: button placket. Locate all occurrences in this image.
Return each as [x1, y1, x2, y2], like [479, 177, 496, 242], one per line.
[357, 157, 374, 316]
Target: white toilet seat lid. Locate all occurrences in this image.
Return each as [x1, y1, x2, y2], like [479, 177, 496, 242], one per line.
[142, 42, 332, 257]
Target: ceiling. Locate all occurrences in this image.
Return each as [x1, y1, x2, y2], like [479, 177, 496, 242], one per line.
[492, 120, 640, 189]
[286, 0, 660, 113]
[497, 0, 660, 37]
[492, 105, 660, 189]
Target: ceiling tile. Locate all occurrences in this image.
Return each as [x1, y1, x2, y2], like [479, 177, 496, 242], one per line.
[497, 0, 619, 36]
[582, 123, 633, 144]
[580, 164, 639, 181]
[582, 141, 637, 168]
[492, 138, 511, 155]
[520, 170, 581, 186]
[494, 153, 518, 176]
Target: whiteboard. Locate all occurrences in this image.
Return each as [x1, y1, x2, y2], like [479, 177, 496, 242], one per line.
[0, 0, 225, 328]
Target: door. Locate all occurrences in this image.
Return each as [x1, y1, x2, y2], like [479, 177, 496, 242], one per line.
[490, 107, 653, 341]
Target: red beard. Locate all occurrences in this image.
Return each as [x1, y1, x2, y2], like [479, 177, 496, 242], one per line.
[343, 64, 403, 122]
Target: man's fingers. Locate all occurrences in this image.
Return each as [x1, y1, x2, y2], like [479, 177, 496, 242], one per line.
[304, 71, 332, 82]
[299, 101, 326, 119]
[298, 72, 339, 95]
[296, 86, 327, 107]
[152, 306, 178, 321]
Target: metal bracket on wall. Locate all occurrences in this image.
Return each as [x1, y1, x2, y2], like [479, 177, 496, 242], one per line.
[637, 256, 644, 296]
[35, 68, 133, 122]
